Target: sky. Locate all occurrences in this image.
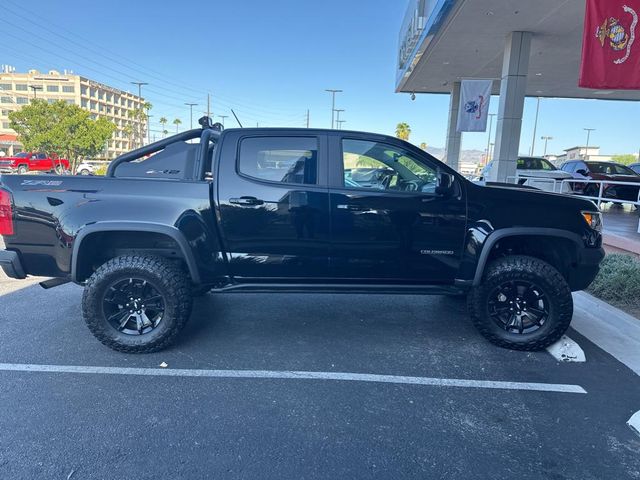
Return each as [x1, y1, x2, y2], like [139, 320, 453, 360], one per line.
[1, 0, 639, 157]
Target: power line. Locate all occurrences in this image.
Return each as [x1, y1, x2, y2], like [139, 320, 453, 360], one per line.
[1, 0, 302, 118]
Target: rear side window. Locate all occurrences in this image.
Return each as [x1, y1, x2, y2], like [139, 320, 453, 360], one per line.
[239, 137, 317, 185]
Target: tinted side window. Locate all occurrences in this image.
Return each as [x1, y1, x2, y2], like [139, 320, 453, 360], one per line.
[342, 139, 438, 193]
[561, 162, 574, 173]
[239, 137, 317, 185]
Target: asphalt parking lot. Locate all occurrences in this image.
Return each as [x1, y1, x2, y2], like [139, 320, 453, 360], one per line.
[1, 273, 640, 479]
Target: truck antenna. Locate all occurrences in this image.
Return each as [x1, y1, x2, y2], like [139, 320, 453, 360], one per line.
[231, 109, 244, 128]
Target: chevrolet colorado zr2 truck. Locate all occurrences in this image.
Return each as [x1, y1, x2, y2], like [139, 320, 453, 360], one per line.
[0, 118, 605, 353]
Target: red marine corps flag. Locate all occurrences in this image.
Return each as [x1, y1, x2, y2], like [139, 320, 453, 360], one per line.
[579, 0, 640, 89]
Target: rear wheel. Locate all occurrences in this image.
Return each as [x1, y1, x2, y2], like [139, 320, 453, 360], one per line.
[79, 169, 91, 176]
[82, 255, 192, 353]
[468, 255, 573, 351]
[17, 164, 28, 174]
[54, 165, 65, 175]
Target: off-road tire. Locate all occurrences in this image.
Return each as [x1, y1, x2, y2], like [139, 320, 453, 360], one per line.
[82, 255, 192, 353]
[468, 255, 573, 351]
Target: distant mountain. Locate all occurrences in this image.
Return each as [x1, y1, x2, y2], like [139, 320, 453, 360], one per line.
[425, 147, 485, 164]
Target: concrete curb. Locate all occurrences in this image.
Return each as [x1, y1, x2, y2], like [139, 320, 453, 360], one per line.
[603, 232, 640, 256]
[571, 291, 640, 376]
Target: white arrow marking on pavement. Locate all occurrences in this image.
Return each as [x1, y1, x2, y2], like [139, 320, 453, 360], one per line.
[547, 335, 586, 363]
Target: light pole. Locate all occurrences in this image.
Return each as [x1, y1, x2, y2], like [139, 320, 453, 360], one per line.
[29, 85, 43, 99]
[530, 97, 541, 156]
[583, 128, 595, 159]
[325, 89, 342, 129]
[131, 82, 148, 148]
[337, 120, 347, 129]
[334, 109, 345, 130]
[185, 103, 198, 129]
[218, 115, 228, 128]
[541, 136, 553, 157]
[485, 113, 496, 165]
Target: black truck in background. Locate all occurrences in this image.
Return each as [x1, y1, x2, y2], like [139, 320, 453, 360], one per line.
[0, 119, 605, 353]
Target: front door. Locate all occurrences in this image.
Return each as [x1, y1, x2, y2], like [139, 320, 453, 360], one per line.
[217, 132, 330, 280]
[328, 136, 467, 283]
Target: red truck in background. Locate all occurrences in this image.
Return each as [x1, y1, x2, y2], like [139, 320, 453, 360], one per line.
[0, 152, 69, 174]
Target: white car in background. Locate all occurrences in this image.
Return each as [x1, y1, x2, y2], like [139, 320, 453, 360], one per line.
[75, 162, 95, 176]
[479, 157, 573, 193]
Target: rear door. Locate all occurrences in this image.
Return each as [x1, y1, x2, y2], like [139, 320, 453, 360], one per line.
[216, 131, 330, 280]
[33, 153, 48, 171]
[327, 134, 467, 283]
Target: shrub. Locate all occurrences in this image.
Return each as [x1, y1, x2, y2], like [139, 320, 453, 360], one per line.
[588, 254, 640, 307]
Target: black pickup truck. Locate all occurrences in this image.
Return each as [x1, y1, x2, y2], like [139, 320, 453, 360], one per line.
[0, 119, 604, 353]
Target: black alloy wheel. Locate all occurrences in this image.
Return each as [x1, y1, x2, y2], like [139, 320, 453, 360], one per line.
[487, 280, 549, 335]
[102, 277, 166, 335]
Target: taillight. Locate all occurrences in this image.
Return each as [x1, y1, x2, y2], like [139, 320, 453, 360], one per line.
[0, 189, 14, 236]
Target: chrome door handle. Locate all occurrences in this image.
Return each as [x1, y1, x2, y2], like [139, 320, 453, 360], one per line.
[229, 196, 264, 206]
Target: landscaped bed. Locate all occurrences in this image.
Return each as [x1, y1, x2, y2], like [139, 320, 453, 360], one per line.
[588, 253, 640, 319]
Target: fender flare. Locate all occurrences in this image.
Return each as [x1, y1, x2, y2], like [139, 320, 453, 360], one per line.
[71, 221, 201, 284]
[472, 227, 583, 286]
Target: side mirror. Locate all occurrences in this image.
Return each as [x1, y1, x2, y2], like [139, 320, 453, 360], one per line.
[436, 172, 455, 196]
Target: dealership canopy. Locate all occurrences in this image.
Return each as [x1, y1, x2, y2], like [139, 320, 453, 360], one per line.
[396, 0, 640, 181]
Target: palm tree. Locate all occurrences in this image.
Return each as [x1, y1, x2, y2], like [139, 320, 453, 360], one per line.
[173, 118, 182, 133]
[159, 117, 168, 137]
[395, 122, 411, 141]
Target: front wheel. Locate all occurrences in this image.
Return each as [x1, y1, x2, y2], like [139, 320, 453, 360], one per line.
[468, 255, 573, 351]
[82, 255, 193, 353]
[17, 164, 28, 174]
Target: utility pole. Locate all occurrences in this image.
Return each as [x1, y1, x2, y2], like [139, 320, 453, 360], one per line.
[325, 89, 342, 129]
[206, 93, 211, 118]
[337, 120, 346, 129]
[131, 82, 148, 148]
[335, 109, 345, 130]
[185, 103, 198, 129]
[29, 85, 42, 99]
[306, 109, 310, 128]
[218, 115, 228, 128]
[147, 114, 153, 144]
[485, 113, 496, 165]
[584, 128, 596, 159]
[541, 136, 553, 157]
[530, 97, 541, 156]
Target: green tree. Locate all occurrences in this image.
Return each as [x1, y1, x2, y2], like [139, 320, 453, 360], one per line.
[9, 100, 116, 173]
[612, 154, 637, 166]
[159, 117, 168, 138]
[395, 122, 411, 141]
[419, 142, 428, 151]
[173, 118, 182, 133]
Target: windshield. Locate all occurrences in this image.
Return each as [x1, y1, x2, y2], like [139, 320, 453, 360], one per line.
[586, 162, 637, 175]
[517, 157, 557, 171]
[14, 152, 29, 158]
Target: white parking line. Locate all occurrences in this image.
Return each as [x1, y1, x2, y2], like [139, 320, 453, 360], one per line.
[547, 335, 586, 363]
[628, 411, 640, 437]
[0, 363, 587, 394]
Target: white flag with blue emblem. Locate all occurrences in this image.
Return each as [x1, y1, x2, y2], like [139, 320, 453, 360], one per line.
[456, 80, 493, 132]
